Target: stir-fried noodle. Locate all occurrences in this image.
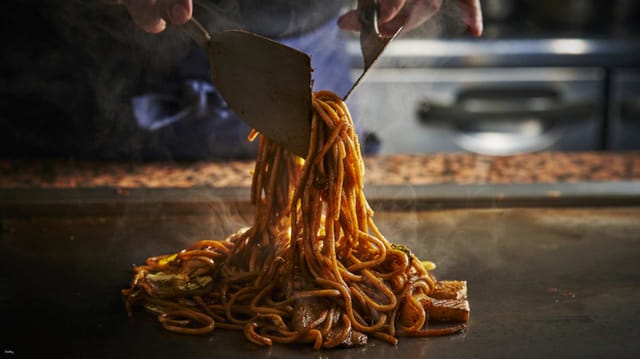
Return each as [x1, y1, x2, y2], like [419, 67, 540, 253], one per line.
[122, 91, 468, 349]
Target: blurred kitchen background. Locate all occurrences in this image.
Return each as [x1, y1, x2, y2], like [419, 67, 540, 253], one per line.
[1, 0, 639, 160]
[347, 0, 640, 155]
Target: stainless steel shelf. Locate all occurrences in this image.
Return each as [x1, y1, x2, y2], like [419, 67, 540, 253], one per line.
[348, 38, 640, 68]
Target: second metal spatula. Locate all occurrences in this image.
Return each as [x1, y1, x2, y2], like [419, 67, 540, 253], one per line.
[185, 19, 312, 158]
[344, 0, 403, 100]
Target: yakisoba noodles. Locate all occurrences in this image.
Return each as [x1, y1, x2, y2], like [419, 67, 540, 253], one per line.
[122, 90, 469, 348]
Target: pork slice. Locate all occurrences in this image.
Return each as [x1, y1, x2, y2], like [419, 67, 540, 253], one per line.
[291, 298, 329, 330]
[431, 280, 467, 300]
[427, 299, 470, 322]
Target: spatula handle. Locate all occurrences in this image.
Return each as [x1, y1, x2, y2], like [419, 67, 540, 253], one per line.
[183, 18, 211, 50]
[358, 0, 381, 37]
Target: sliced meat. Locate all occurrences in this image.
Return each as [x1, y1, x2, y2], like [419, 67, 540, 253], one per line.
[291, 298, 329, 330]
[293, 298, 368, 348]
[427, 299, 470, 322]
[432, 280, 468, 300]
[324, 325, 368, 348]
[345, 329, 367, 347]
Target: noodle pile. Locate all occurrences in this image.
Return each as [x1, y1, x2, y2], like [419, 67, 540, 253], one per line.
[122, 91, 467, 348]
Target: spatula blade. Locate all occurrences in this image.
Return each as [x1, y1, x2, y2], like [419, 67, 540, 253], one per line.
[343, 0, 403, 101]
[208, 30, 312, 158]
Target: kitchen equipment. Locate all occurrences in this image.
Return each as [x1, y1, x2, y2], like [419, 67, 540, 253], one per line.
[1, 184, 640, 357]
[608, 69, 640, 149]
[349, 67, 604, 155]
[344, 0, 640, 154]
[184, 19, 312, 158]
[344, 0, 403, 100]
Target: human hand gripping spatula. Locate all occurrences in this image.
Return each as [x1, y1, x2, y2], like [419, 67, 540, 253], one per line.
[186, 0, 401, 158]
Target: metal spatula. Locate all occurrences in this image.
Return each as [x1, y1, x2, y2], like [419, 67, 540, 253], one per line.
[344, 0, 403, 101]
[184, 19, 312, 158]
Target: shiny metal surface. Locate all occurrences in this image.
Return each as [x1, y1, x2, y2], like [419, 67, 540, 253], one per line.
[608, 69, 640, 149]
[1, 194, 640, 358]
[347, 67, 603, 155]
[347, 38, 640, 68]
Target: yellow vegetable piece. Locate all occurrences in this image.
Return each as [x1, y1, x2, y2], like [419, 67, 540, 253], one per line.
[158, 254, 178, 266]
[422, 261, 437, 271]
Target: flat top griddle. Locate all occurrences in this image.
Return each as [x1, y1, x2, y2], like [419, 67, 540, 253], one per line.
[2, 193, 639, 358]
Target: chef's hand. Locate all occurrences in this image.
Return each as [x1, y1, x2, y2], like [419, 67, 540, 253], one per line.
[117, 0, 193, 33]
[338, 0, 483, 37]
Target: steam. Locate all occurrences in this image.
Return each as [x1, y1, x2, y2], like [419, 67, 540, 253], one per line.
[44, 0, 254, 160]
[2, 1, 193, 159]
[402, 0, 474, 39]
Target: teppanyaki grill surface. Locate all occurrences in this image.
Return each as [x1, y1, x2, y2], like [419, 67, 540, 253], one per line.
[2, 207, 639, 358]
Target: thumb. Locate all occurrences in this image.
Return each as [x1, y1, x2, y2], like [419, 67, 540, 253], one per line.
[162, 0, 193, 25]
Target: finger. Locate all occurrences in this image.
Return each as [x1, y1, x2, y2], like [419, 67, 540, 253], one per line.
[338, 0, 407, 32]
[458, 0, 483, 36]
[163, 0, 192, 25]
[379, 0, 442, 37]
[127, 0, 167, 33]
[378, 13, 407, 37]
[337, 10, 361, 32]
[379, 0, 406, 23]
